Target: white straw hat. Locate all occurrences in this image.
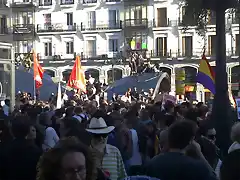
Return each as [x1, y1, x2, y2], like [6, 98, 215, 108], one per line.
[86, 117, 115, 134]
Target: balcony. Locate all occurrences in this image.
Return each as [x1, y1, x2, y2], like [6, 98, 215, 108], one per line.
[37, 23, 77, 33]
[124, 18, 149, 29]
[123, 0, 148, 5]
[80, 51, 121, 60]
[60, 0, 74, 5]
[80, 21, 122, 31]
[10, 0, 37, 8]
[83, 0, 97, 4]
[13, 24, 35, 34]
[39, 0, 52, 6]
[105, 0, 121, 2]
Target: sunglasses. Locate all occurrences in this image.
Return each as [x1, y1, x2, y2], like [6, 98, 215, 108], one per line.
[93, 133, 109, 138]
[207, 134, 216, 140]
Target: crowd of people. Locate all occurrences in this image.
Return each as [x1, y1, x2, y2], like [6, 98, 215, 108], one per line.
[0, 87, 239, 180]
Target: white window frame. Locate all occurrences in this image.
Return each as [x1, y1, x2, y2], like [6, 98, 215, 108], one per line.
[108, 39, 118, 52]
[44, 42, 52, 56]
[66, 41, 74, 54]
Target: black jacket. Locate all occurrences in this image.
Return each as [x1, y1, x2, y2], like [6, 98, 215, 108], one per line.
[0, 138, 42, 180]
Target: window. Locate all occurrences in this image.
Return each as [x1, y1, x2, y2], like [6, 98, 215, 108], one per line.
[44, 42, 52, 56]
[157, 8, 167, 27]
[66, 41, 74, 54]
[208, 11, 216, 25]
[127, 32, 147, 50]
[208, 35, 216, 56]
[182, 36, 193, 57]
[236, 34, 239, 56]
[0, 15, 7, 34]
[67, 13, 73, 25]
[156, 37, 167, 57]
[87, 11, 96, 28]
[44, 14, 51, 24]
[109, 39, 118, 52]
[109, 10, 119, 28]
[86, 40, 96, 57]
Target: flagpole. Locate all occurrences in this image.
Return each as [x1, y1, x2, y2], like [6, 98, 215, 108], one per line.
[33, 72, 36, 102]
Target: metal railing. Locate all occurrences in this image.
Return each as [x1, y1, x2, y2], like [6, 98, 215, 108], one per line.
[80, 51, 121, 60]
[37, 23, 77, 32]
[124, 18, 149, 27]
[39, 0, 52, 5]
[11, 0, 37, 6]
[83, 0, 97, 4]
[60, 0, 74, 4]
[80, 21, 122, 31]
[13, 24, 35, 34]
[106, 0, 120, 2]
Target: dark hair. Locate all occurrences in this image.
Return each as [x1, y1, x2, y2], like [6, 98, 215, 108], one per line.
[37, 137, 93, 180]
[11, 115, 31, 138]
[74, 106, 83, 115]
[39, 112, 50, 126]
[220, 149, 240, 180]
[168, 120, 197, 150]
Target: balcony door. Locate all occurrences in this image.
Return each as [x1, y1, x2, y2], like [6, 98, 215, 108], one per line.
[87, 11, 96, 29]
[156, 37, 167, 57]
[86, 40, 96, 57]
[43, 14, 51, 30]
[66, 13, 73, 30]
[109, 10, 118, 28]
[208, 35, 216, 56]
[157, 8, 167, 27]
[22, 12, 32, 25]
[182, 36, 193, 57]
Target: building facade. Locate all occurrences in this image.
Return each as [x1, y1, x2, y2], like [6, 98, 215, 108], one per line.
[7, 0, 240, 101]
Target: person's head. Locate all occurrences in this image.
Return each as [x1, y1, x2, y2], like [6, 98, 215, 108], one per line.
[4, 99, 10, 106]
[109, 111, 123, 129]
[86, 117, 114, 150]
[220, 149, 240, 180]
[27, 125, 37, 140]
[39, 112, 52, 127]
[231, 122, 240, 143]
[159, 129, 169, 153]
[60, 117, 81, 138]
[37, 137, 93, 180]
[66, 106, 75, 117]
[168, 120, 197, 151]
[164, 101, 175, 114]
[74, 106, 83, 116]
[11, 115, 31, 139]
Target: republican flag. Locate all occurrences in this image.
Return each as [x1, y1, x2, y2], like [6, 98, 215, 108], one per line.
[196, 54, 215, 94]
[33, 51, 44, 89]
[67, 56, 86, 93]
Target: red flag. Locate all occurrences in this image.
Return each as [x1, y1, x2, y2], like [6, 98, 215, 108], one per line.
[33, 51, 44, 89]
[67, 56, 86, 93]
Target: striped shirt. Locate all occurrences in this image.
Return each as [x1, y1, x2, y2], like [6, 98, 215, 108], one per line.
[102, 144, 127, 180]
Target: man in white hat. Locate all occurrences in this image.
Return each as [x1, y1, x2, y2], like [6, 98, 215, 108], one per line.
[86, 117, 127, 180]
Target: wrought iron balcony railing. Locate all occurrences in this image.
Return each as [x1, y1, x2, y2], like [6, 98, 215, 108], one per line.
[124, 18, 149, 28]
[80, 51, 121, 60]
[11, 0, 37, 7]
[39, 0, 52, 6]
[13, 24, 35, 34]
[60, 0, 74, 4]
[106, 0, 120, 2]
[80, 21, 122, 31]
[83, 0, 97, 4]
[37, 23, 77, 32]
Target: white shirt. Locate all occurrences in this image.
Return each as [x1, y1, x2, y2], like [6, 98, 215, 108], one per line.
[42, 127, 59, 151]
